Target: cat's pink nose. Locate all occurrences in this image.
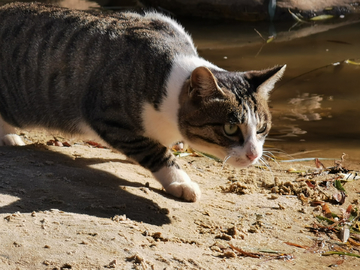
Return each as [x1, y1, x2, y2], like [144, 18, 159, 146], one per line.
[246, 153, 258, 161]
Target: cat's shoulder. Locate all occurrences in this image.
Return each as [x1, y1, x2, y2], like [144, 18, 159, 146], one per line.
[142, 12, 188, 35]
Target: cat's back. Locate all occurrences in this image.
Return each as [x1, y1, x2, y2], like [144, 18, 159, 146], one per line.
[0, 2, 197, 131]
[0, 2, 197, 95]
[0, 2, 196, 57]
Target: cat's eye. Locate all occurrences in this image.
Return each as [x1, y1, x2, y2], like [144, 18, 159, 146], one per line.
[257, 123, 267, 134]
[224, 123, 239, 136]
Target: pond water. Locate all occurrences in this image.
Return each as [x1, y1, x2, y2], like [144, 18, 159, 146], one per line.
[1, 0, 360, 161]
[187, 18, 360, 161]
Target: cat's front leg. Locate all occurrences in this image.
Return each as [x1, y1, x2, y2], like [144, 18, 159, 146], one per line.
[110, 135, 201, 201]
[152, 164, 201, 202]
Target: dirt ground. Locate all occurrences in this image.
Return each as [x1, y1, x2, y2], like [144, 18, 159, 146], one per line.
[0, 130, 360, 270]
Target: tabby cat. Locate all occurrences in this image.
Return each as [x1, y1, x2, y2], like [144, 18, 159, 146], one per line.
[0, 2, 285, 202]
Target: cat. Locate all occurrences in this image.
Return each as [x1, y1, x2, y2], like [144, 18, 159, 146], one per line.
[0, 2, 285, 202]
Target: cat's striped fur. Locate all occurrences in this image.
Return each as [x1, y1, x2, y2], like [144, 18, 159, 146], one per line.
[0, 2, 285, 202]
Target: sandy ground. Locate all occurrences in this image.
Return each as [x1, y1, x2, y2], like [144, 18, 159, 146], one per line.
[0, 130, 360, 270]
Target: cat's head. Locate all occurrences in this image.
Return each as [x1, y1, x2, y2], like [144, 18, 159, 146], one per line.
[178, 65, 286, 168]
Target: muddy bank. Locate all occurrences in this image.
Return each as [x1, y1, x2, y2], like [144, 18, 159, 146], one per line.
[0, 131, 360, 269]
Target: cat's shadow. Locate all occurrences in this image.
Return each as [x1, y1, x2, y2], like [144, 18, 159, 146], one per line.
[0, 145, 171, 225]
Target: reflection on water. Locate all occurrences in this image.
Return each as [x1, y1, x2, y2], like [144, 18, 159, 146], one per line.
[268, 59, 360, 159]
[272, 93, 331, 138]
[288, 93, 329, 122]
[276, 126, 307, 137]
[0, 0, 359, 159]
[274, 92, 333, 137]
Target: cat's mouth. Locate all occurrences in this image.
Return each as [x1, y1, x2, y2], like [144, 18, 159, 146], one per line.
[223, 146, 262, 168]
[226, 156, 259, 168]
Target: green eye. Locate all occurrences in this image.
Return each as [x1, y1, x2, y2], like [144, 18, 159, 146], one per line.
[257, 123, 267, 134]
[224, 123, 239, 136]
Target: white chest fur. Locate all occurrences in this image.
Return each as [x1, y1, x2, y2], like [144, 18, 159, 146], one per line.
[142, 55, 221, 146]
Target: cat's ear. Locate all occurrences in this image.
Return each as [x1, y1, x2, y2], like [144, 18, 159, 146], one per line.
[189, 66, 225, 98]
[245, 65, 286, 100]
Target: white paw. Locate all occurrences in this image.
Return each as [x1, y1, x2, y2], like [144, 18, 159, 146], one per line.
[152, 166, 201, 202]
[0, 134, 26, 146]
[165, 180, 201, 202]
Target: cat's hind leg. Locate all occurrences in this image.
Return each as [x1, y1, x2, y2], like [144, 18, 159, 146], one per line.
[0, 116, 25, 146]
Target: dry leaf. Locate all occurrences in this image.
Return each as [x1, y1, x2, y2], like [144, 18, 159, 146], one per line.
[348, 238, 360, 246]
[315, 158, 326, 169]
[284, 242, 309, 249]
[321, 203, 334, 219]
[306, 180, 315, 189]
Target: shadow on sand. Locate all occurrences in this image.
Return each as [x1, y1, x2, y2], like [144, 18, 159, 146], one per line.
[0, 145, 171, 225]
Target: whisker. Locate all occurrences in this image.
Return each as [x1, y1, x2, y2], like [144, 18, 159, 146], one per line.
[222, 155, 232, 169]
[258, 157, 275, 180]
[263, 148, 294, 160]
[262, 153, 279, 165]
[258, 157, 269, 169]
[263, 150, 276, 158]
[262, 153, 275, 161]
[263, 149, 284, 166]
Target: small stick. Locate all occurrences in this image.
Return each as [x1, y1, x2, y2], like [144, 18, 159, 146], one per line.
[254, 28, 266, 41]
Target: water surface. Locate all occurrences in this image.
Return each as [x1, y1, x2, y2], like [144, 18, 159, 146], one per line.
[191, 20, 360, 160]
[188, 18, 360, 160]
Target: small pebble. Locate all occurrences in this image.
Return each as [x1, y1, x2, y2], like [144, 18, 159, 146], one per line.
[54, 141, 63, 147]
[223, 250, 236, 258]
[104, 259, 117, 268]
